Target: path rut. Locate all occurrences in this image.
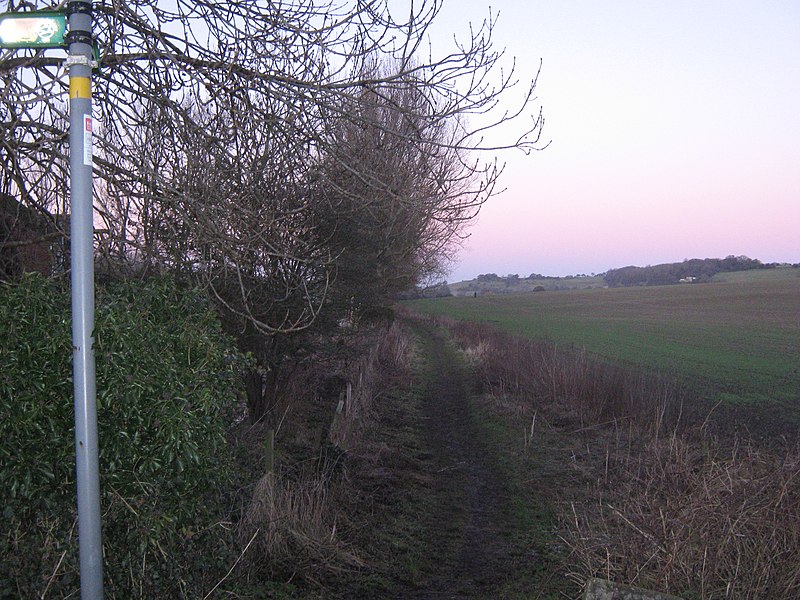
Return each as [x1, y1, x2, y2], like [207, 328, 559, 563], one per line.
[396, 324, 528, 599]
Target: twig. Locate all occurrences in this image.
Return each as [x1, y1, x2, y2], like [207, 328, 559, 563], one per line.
[606, 503, 666, 553]
[40, 549, 68, 600]
[202, 528, 260, 600]
[525, 411, 537, 451]
[437, 461, 466, 473]
[568, 416, 633, 435]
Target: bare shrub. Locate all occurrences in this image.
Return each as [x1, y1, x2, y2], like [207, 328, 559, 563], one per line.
[330, 321, 413, 449]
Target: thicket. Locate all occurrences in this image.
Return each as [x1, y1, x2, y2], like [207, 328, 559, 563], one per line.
[1, 0, 549, 438]
[0, 274, 247, 598]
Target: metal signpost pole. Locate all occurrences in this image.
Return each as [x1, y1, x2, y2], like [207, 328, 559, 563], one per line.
[66, 0, 103, 597]
[1, 4, 103, 596]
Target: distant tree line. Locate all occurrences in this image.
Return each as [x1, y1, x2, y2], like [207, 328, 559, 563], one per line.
[470, 257, 788, 291]
[474, 272, 592, 283]
[603, 255, 767, 287]
[397, 280, 453, 299]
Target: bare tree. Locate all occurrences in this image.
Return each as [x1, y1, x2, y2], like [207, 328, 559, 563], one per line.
[2, 0, 545, 420]
[312, 61, 472, 315]
[2, 0, 542, 272]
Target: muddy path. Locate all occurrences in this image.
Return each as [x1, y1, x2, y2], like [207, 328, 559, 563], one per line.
[402, 325, 527, 598]
[340, 320, 575, 599]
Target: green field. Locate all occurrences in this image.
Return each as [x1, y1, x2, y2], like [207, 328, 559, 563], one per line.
[410, 268, 800, 406]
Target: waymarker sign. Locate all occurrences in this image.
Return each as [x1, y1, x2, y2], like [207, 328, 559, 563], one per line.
[0, 11, 67, 48]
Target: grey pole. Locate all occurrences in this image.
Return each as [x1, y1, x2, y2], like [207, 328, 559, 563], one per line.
[66, 1, 103, 597]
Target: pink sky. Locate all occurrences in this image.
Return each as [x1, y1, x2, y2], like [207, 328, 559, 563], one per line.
[431, 1, 800, 281]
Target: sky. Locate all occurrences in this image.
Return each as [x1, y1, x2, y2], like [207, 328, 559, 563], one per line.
[429, 1, 800, 282]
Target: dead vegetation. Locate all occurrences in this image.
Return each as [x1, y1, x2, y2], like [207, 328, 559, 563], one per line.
[329, 322, 414, 450]
[233, 321, 414, 587]
[237, 472, 364, 583]
[568, 434, 800, 598]
[417, 310, 800, 599]
[434, 313, 684, 433]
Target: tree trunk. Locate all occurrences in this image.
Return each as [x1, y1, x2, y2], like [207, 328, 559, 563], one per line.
[246, 365, 280, 473]
[245, 368, 266, 424]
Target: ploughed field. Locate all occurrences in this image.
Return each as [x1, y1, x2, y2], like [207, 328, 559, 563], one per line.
[410, 268, 800, 409]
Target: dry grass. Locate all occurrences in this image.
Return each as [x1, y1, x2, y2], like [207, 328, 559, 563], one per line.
[330, 321, 413, 449]
[415, 310, 800, 599]
[235, 320, 413, 584]
[237, 472, 364, 581]
[427, 313, 684, 434]
[567, 434, 800, 598]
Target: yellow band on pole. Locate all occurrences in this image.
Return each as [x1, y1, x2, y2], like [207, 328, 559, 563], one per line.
[70, 77, 91, 99]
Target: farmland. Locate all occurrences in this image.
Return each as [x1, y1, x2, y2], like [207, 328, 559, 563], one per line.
[410, 268, 800, 407]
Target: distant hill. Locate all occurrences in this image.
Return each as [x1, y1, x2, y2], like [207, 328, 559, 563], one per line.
[446, 256, 797, 296]
[448, 273, 605, 296]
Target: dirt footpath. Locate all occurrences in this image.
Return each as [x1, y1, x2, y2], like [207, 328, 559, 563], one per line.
[404, 326, 528, 598]
[343, 321, 575, 599]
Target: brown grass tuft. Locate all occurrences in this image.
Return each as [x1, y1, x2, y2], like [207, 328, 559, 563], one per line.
[238, 472, 364, 581]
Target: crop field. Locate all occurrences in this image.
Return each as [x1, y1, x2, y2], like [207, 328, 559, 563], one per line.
[410, 268, 800, 407]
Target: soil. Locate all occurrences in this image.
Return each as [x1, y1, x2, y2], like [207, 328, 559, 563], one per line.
[336, 321, 580, 599]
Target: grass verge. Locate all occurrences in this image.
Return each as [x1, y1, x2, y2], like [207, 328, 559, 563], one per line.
[414, 308, 800, 599]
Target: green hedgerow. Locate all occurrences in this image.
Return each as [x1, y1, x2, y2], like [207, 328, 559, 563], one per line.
[0, 274, 249, 598]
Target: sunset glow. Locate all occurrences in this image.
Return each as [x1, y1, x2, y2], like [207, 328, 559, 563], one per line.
[437, 1, 800, 281]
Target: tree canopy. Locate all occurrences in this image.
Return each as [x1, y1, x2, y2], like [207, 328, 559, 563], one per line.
[1, 0, 545, 335]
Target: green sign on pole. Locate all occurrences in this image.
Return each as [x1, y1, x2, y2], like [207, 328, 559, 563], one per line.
[0, 11, 66, 48]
